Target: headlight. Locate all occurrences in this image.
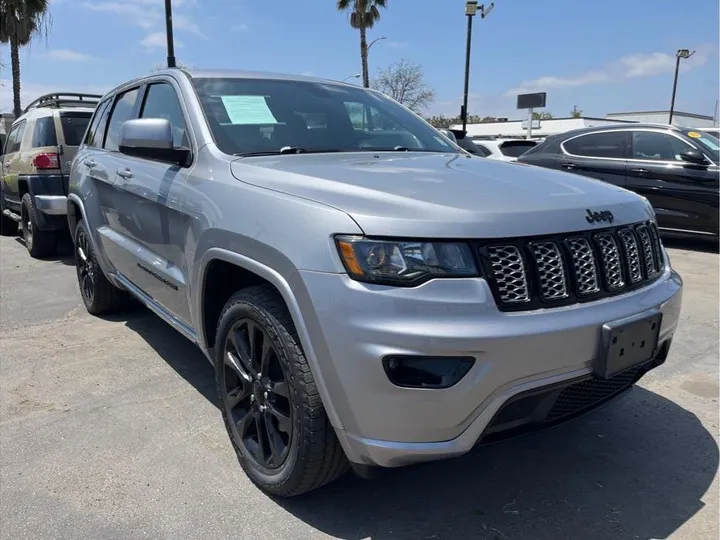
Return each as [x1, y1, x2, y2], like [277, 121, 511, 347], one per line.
[335, 236, 479, 286]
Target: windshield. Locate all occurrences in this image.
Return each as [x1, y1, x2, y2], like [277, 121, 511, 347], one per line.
[191, 77, 458, 156]
[681, 129, 720, 162]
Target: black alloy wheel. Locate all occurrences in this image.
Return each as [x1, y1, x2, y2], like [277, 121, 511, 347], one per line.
[221, 318, 293, 470]
[75, 226, 96, 306]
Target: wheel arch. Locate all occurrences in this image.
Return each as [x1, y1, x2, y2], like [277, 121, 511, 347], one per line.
[196, 248, 345, 430]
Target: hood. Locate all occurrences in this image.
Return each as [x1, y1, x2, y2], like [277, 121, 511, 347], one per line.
[230, 152, 652, 238]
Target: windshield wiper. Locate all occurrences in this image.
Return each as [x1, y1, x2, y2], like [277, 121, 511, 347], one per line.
[234, 147, 347, 157]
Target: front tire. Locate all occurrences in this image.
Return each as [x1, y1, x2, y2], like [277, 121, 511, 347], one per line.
[74, 220, 129, 315]
[215, 286, 348, 497]
[21, 193, 56, 258]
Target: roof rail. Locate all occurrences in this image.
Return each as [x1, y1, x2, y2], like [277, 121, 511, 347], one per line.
[23, 92, 103, 114]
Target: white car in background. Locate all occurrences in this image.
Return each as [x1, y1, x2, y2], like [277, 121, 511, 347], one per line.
[472, 138, 538, 162]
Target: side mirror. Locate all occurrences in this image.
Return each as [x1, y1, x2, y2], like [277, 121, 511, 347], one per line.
[679, 148, 709, 166]
[119, 118, 190, 166]
[437, 128, 457, 144]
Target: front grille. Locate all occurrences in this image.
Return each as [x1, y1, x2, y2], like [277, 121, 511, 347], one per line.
[479, 221, 663, 311]
[481, 363, 648, 443]
[545, 368, 640, 422]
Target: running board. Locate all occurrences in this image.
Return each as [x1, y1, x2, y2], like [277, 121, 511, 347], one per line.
[2, 209, 21, 222]
[113, 271, 200, 345]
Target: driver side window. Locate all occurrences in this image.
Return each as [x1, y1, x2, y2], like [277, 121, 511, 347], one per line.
[631, 131, 693, 162]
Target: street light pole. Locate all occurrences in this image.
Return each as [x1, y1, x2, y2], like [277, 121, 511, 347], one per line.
[343, 73, 362, 83]
[461, 2, 493, 132]
[668, 48, 694, 125]
[164, 0, 177, 68]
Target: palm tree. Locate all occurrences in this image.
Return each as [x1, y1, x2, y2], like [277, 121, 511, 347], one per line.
[337, 0, 386, 88]
[0, 0, 51, 117]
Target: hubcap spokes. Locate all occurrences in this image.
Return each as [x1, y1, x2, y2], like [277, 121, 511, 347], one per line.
[223, 319, 292, 469]
[76, 232, 95, 303]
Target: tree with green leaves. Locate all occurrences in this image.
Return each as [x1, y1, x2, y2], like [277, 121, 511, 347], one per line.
[532, 111, 554, 120]
[571, 105, 583, 118]
[0, 0, 51, 117]
[337, 0, 386, 88]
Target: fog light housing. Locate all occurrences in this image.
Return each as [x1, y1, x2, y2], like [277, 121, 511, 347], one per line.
[382, 355, 475, 389]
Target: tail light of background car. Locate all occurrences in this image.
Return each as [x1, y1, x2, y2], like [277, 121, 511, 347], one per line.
[32, 153, 60, 170]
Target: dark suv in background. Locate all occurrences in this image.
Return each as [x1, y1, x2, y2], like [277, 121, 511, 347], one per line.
[519, 124, 719, 238]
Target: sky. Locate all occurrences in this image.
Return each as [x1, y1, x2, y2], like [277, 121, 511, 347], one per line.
[1, 0, 719, 120]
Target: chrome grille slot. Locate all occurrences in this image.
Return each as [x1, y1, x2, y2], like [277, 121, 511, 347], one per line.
[648, 223, 664, 268]
[594, 233, 625, 290]
[635, 225, 657, 276]
[566, 237, 600, 295]
[617, 228, 643, 283]
[530, 242, 568, 300]
[486, 245, 530, 303]
[480, 220, 662, 311]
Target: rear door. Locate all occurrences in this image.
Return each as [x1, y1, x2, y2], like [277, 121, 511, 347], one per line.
[626, 129, 719, 235]
[558, 131, 630, 187]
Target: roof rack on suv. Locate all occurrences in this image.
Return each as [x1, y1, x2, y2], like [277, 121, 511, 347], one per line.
[23, 93, 103, 114]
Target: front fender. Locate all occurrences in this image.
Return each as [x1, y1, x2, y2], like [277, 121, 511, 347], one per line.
[194, 247, 346, 430]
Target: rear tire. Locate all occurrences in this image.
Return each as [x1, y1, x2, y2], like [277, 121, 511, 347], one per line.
[21, 193, 56, 258]
[215, 285, 348, 497]
[74, 219, 130, 315]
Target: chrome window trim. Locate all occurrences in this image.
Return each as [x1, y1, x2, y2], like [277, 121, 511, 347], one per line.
[560, 127, 717, 165]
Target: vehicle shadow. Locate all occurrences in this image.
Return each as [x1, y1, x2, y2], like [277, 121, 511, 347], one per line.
[116, 308, 219, 406]
[112, 307, 717, 540]
[13, 231, 76, 266]
[279, 389, 717, 540]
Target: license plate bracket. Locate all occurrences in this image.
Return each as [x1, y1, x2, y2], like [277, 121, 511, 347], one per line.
[595, 310, 663, 379]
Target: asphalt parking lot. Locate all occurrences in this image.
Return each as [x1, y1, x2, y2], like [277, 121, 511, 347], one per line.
[1, 234, 718, 540]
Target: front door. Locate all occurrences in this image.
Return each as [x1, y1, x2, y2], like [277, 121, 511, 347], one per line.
[101, 80, 195, 326]
[626, 130, 720, 235]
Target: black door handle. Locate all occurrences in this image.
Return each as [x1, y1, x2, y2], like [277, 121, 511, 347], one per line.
[629, 168, 650, 175]
[559, 162, 577, 170]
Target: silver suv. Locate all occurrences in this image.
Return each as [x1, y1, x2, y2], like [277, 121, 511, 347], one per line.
[68, 68, 683, 497]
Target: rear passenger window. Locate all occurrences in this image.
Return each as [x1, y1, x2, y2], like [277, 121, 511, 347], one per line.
[31, 117, 58, 147]
[104, 88, 139, 151]
[86, 100, 112, 148]
[563, 132, 629, 159]
[140, 83, 188, 147]
[60, 113, 92, 146]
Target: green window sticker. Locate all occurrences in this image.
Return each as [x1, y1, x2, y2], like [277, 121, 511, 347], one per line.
[220, 95, 278, 125]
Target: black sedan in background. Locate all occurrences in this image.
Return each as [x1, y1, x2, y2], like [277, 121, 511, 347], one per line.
[518, 124, 719, 238]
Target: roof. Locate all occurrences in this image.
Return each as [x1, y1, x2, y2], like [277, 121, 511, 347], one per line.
[547, 123, 683, 138]
[607, 110, 714, 121]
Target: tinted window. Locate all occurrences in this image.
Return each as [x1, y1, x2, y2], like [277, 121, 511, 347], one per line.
[86, 100, 112, 148]
[563, 132, 628, 159]
[140, 83, 188, 147]
[60, 113, 92, 146]
[631, 131, 694, 161]
[31, 117, 58, 147]
[105, 88, 139, 151]
[500, 140, 536, 158]
[192, 77, 457, 156]
[474, 143, 492, 157]
[6, 121, 26, 153]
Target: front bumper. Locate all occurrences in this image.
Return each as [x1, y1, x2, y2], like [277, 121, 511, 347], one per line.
[294, 262, 683, 468]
